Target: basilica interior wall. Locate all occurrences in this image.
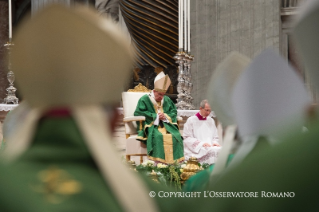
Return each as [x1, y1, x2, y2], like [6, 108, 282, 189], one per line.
[190, 0, 281, 106]
[0, 0, 283, 106]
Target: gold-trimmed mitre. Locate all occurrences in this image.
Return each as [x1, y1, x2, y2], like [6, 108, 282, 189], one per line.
[154, 71, 171, 93]
[11, 4, 133, 108]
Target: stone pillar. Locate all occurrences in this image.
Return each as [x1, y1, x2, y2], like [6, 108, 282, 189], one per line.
[0, 0, 9, 103]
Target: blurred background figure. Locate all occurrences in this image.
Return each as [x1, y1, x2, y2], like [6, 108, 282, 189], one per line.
[183, 52, 250, 192]
[183, 99, 220, 165]
[222, 48, 310, 177]
[204, 23, 317, 209]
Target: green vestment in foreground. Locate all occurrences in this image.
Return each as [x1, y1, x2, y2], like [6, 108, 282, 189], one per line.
[183, 154, 234, 192]
[134, 94, 184, 163]
[3, 116, 200, 211]
[204, 119, 319, 211]
[183, 137, 272, 192]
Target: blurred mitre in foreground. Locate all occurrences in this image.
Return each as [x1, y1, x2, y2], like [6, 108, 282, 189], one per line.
[206, 51, 251, 126]
[11, 4, 133, 108]
[293, 0, 319, 93]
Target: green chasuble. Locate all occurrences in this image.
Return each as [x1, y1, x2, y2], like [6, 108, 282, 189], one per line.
[134, 94, 184, 164]
[6, 117, 124, 211]
[4, 116, 207, 212]
[0, 166, 46, 212]
[202, 122, 319, 211]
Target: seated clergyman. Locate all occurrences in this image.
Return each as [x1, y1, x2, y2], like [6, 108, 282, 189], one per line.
[183, 100, 220, 164]
[134, 71, 184, 164]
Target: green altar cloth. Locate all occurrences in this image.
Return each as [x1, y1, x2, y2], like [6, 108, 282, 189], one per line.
[134, 94, 184, 164]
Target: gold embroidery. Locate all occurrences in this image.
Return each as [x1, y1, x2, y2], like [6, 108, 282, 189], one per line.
[148, 156, 185, 164]
[156, 127, 174, 163]
[163, 75, 168, 91]
[157, 125, 166, 134]
[32, 166, 82, 204]
[163, 134, 174, 163]
[136, 136, 147, 140]
[139, 120, 143, 131]
[144, 122, 154, 130]
[164, 113, 172, 123]
[154, 88, 167, 93]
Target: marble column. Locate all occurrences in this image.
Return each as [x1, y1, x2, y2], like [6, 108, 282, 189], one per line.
[0, 0, 9, 103]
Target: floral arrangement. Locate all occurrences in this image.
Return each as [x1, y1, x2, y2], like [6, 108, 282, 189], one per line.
[135, 160, 210, 190]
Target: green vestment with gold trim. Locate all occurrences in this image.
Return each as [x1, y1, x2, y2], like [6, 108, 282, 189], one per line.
[4, 116, 196, 211]
[134, 94, 184, 164]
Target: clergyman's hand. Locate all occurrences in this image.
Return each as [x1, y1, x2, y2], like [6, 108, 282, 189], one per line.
[158, 112, 166, 120]
[203, 143, 211, 147]
[213, 143, 220, 147]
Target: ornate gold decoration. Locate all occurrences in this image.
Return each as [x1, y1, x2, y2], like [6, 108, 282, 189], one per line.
[180, 157, 200, 181]
[32, 166, 82, 204]
[128, 83, 151, 92]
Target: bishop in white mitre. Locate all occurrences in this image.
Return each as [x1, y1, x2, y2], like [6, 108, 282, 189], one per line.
[183, 100, 221, 164]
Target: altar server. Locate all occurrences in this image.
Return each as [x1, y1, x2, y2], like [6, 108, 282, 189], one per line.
[183, 99, 220, 165]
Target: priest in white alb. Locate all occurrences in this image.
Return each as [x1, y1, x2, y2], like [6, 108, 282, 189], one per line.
[183, 99, 221, 164]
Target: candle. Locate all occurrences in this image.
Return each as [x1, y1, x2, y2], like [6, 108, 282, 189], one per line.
[179, 0, 183, 50]
[9, 0, 12, 39]
[184, 0, 187, 52]
[179, 0, 182, 49]
[187, 0, 190, 53]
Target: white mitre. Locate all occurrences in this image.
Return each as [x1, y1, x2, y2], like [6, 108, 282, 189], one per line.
[206, 51, 251, 126]
[154, 71, 171, 93]
[221, 48, 311, 176]
[232, 48, 311, 140]
[293, 0, 319, 93]
[11, 4, 133, 108]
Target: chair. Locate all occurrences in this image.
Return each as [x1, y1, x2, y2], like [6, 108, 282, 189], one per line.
[122, 84, 150, 164]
